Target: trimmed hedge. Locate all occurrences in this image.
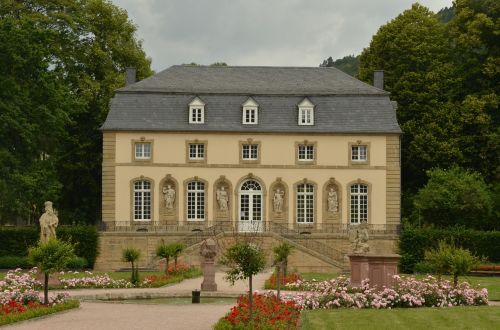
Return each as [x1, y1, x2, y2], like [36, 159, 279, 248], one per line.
[399, 227, 500, 273]
[0, 226, 99, 268]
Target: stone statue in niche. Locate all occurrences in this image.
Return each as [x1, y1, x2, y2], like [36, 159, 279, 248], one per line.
[162, 184, 176, 209]
[273, 189, 284, 213]
[39, 201, 59, 242]
[216, 187, 229, 211]
[350, 222, 370, 254]
[327, 188, 338, 213]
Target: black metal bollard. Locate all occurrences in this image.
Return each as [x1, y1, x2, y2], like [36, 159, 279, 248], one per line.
[192, 290, 200, 303]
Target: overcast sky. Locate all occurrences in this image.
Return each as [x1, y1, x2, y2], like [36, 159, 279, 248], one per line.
[113, 0, 453, 71]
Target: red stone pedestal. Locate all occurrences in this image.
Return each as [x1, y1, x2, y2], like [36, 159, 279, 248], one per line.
[201, 259, 217, 291]
[349, 254, 400, 288]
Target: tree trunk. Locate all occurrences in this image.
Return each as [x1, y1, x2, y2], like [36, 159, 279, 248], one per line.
[453, 274, 458, 287]
[44, 272, 49, 305]
[166, 258, 170, 274]
[249, 275, 253, 322]
[174, 256, 178, 269]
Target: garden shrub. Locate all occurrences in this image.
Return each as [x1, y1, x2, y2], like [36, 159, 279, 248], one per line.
[0, 256, 33, 269]
[399, 226, 500, 273]
[0, 226, 98, 268]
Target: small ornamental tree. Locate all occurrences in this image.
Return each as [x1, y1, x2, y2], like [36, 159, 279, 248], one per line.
[171, 243, 186, 269]
[419, 241, 484, 286]
[28, 238, 76, 304]
[220, 241, 266, 322]
[273, 241, 294, 277]
[122, 247, 141, 285]
[156, 243, 175, 274]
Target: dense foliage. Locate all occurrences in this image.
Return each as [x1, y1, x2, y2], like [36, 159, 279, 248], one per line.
[319, 55, 359, 76]
[357, 1, 499, 220]
[0, 0, 152, 225]
[413, 167, 495, 229]
[399, 226, 500, 273]
[0, 226, 99, 267]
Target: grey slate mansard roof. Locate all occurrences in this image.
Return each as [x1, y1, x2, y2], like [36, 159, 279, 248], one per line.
[102, 65, 402, 134]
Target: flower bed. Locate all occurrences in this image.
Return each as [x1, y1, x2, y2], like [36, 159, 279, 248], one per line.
[285, 275, 489, 310]
[141, 264, 202, 288]
[59, 271, 133, 289]
[0, 268, 76, 325]
[214, 292, 300, 330]
[264, 272, 302, 290]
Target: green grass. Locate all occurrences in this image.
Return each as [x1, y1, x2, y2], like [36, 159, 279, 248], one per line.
[0, 300, 80, 326]
[301, 272, 340, 282]
[301, 306, 500, 330]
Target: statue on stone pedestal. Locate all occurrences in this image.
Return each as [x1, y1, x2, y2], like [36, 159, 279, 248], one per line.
[163, 185, 175, 209]
[351, 222, 370, 254]
[200, 238, 217, 291]
[273, 189, 284, 213]
[39, 201, 59, 242]
[216, 187, 228, 211]
[327, 188, 338, 213]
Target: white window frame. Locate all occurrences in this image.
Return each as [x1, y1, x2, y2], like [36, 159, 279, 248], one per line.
[351, 145, 368, 162]
[189, 97, 205, 124]
[298, 98, 315, 126]
[133, 180, 151, 221]
[242, 144, 258, 160]
[298, 144, 314, 161]
[188, 143, 205, 160]
[187, 181, 205, 221]
[135, 143, 151, 160]
[242, 97, 259, 125]
[297, 183, 314, 223]
[350, 184, 368, 224]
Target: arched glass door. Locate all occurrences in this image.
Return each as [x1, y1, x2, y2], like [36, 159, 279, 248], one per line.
[239, 180, 263, 232]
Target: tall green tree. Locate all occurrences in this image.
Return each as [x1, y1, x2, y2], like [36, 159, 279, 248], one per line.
[358, 3, 499, 218]
[0, 0, 153, 224]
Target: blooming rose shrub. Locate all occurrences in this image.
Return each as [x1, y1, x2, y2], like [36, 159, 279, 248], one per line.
[0, 268, 41, 306]
[59, 271, 133, 289]
[285, 275, 489, 310]
[214, 292, 300, 330]
[264, 272, 302, 290]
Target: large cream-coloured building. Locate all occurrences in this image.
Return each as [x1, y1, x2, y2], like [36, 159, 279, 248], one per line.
[97, 66, 401, 271]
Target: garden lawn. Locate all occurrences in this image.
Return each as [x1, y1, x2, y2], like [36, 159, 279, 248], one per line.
[0, 300, 80, 326]
[301, 272, 340, 282]
[301, 306, 500, 330]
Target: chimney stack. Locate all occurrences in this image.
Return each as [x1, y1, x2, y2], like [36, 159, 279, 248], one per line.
[125, 67, 137, 86]
[374, 70, 384, 90]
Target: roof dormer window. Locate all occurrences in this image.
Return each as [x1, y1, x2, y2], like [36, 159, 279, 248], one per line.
[298, 98, 314, 126]
[189, 97, 205, 124]
[242, 98, 259, 125]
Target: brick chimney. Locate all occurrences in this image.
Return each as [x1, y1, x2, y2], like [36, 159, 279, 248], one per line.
[125, 67, 137, 86]
[374, 70, 384, 90]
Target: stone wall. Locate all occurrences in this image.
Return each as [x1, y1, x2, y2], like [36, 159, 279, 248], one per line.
[94, 232, 399, 273]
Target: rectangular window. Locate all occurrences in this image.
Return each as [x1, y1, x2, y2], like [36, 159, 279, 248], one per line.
[298, 145, 314, 161]
[297, 184, 314, 223]
[350, 184, 368, 223]
[134, 180, 151, 221]
[189, 107, 204, 124]
[351, 145, 368, 161]
[189, 143, 205, 160]
[242, 144, 258, 160]
[187, 181, 205, 221]
[243, 108, 258, 124]
[299, 108, 314, 125]
[135, 143, 151, 160]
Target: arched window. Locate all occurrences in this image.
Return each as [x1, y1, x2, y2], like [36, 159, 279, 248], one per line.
[187, 181, 205, 221]
[238, 179, 263, 232]
[350, 184, 368, 223]
[297, 183, 314, 223]
[134, 180, 151, 221]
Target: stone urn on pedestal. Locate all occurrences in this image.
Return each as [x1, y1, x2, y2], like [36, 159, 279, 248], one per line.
[200, 238, 217, 291]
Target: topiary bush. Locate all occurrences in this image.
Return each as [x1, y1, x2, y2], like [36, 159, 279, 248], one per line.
[0, 255, 33, 269]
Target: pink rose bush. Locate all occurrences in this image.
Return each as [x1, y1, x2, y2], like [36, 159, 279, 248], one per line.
[59, 271, 133, 289]
[285, 275, 488, 310]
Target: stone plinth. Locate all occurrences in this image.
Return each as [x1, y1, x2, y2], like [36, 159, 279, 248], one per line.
[201, 259, 217, 291]
[349, 254, 400, 288]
